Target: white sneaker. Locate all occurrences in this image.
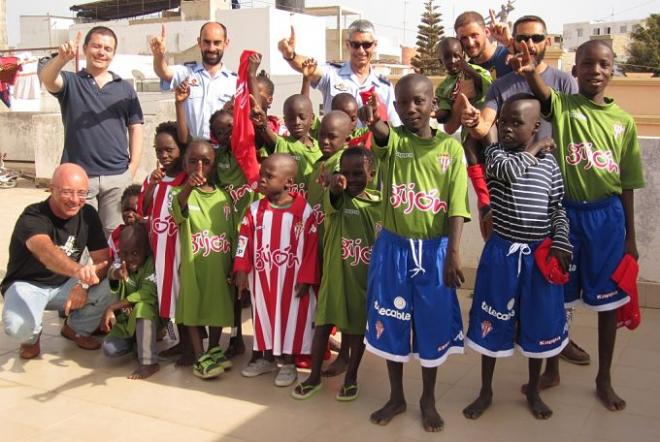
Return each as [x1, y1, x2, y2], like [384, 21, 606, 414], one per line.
[241, 358, 277, 378]
[274, 364, 298, 387]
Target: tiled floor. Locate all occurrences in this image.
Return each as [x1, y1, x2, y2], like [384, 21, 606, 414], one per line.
[1, 180, 659, 442]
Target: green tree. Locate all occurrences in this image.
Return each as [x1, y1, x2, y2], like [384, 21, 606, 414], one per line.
[411, 0, 444, 75]
[625, 14, 660, 76]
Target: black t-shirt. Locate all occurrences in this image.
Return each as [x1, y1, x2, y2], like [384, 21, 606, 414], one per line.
[1, 200, 107, 295]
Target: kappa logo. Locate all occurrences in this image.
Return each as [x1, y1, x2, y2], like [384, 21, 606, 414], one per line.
[145, 273, 156, 283]
[395, 152, 414, 159]
[539, 336, 561, 346]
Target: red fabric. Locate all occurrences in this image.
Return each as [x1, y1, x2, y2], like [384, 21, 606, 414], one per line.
[231, 50, 261, 188]
[613, 254, 641, 330]
[467, 163, 490, 208]
[348, 131, 372, 149]
[533, 238, 570, 285]
[359, 86, 388, 122]
[0, 57, 20, 108]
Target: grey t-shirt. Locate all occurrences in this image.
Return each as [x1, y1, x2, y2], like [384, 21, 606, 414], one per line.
[484, 66, 577, 143]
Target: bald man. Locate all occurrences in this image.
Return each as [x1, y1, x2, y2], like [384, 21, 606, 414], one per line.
[151, 21, 237, 139]
[2, 164, 113, 359]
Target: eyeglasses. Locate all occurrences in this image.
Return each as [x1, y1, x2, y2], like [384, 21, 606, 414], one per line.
[53, 187, 89, 198]
[348, 41, 375, 50]
[515, 34, 546, 43]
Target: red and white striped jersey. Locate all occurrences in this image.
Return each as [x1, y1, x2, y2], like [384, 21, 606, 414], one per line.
[234, 193, 319, 355]
[140, 172, 187, 318]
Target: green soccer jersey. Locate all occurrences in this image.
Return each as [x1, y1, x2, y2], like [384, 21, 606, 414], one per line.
[274, 135, 322, 196]
[169, 186, 236, 327]
[215, 145, 260, 223]
[108, 256, 158, 339]
[316, 189, 383, 334]
[435, 64, 493, 111]
[375, 126, 471, 239]
[548, 90, 645, 201]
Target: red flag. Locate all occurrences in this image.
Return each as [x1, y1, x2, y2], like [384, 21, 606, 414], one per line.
[231, 50, 261, 187]
[359, 86, 388, 122]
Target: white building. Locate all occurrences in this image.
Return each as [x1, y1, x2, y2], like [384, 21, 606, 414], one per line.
[18, 15, 76, 50]
[562, 18, 644, 51]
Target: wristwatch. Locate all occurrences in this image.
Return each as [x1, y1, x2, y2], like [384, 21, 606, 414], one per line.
[76, 280, 90, 289]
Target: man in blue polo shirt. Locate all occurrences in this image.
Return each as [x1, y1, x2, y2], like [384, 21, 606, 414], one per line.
[150, 22, 237, 140]
[39, 26, 144, 237]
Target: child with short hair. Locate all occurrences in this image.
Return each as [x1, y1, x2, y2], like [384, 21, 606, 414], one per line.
[292, 147, 382, 401]
[251, 94, 321, 197]
[102, 223, 160, 380]
[332, 93, 372, 149]
[108, 184, 144, 264]
[362, 73, 470, 432]
[514, 39, 645, 411]
[140, 121, 188, 361]
[463, 94, 571, 420]
[234, 153, 320, 387]
[169, 140, 236, 378]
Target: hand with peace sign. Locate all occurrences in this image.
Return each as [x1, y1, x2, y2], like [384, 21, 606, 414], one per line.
[58, 31, 82, 62]
[149, 24, 167, 57]
[509, 40, 536, 75]
[488, 9, 513, 50]
[278, 25, 296, 60]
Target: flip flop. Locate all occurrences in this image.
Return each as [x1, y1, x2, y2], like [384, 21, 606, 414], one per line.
[336, 384, 359, 401]
[291, 382, 322, 400]
[207, 346, 232, 370]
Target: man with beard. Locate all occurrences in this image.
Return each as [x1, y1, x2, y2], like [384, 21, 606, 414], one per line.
[461, 15, 592, 385]
[151, 22, 237, 139]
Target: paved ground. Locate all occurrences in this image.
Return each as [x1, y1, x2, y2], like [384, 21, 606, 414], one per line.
[1, 180, 659, 442]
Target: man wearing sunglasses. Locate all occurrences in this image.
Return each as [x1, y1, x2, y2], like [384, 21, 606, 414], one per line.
[461, 15, 591, 377]
[278, 19, 400, 126]
[2, 164, 113, 359]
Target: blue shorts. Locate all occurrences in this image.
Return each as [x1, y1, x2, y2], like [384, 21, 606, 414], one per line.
[364, 229, 464, 367]
[564, 196, 630, 312]
[466, 234, 568, 358]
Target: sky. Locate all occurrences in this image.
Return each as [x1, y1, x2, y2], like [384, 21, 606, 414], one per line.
[6, 0, 660, 47]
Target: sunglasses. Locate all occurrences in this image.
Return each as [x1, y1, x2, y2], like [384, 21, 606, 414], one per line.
[348, 41, 375, 50]
[515, 34, 546, 43]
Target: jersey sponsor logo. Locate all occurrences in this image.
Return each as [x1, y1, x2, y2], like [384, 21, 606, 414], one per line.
[375, 320, 385, 339]
[312, 203, 325, 225]
[395, 152, 414, 159]
[255, 244, 299, 271]
[152, 215, 177, 237]
[225, 183, 253, 205]
[58, 235, 79, 257]
[341, 237, 372, 266]
[539, 335, 561, 346]
[191, 230, 231, 257]
[565, 142, 620, 174]
[343, 208, 359, 216]
[373, 300, 411, 321]
[569, 111, 587, 122]
[481, 299, 515, 321]
[481, 320, 493, 338]
[437, 153, 451, 173]
[236, 235, 248, 258]
[289, 183, 307, 198]
[390, 183, 448, 215]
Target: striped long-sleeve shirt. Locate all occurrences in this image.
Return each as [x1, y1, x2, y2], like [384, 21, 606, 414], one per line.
[485, 143, 572, 254]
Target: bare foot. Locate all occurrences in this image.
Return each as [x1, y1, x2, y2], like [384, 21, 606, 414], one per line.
[370, 399, 407, 426]
[159, 343, 182, 358]
[521, 372, 560, 394]
[463, 391, 493, 419]
[526, 392, 553, 419]
[225, 338, 246, 359]
[128, 363, 160, 380]
[596, 380, 626, 411]
[175, 354, 194, 367]
[321, 356, 348, 377]
[420, 399, 444, 432]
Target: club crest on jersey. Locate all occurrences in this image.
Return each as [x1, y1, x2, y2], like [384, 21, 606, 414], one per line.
[293, 221, 304, 239]
[613, 123, 625, 140]
[223, 204, 231, 220]
[390, 183, 448, 215]
[566, 142, 620, 173]
[437, 153, 451, 173]
[481, 320, 493, 338]
[191, 230, 231, 257]
[375, 320, 385, 339]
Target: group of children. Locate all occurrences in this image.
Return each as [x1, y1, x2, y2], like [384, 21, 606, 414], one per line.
[100, 37, 643, 432]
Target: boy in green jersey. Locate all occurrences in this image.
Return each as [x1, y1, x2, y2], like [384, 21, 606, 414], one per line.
[292, 147, 382, 401]
[513, 39, 645, 411]
[362, 73, 470, 432]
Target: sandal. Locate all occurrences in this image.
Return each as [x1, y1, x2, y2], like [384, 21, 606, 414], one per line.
[192, 353, 224, 379]
[336, 384, 359, 401]
[291, 382, 322, 400]
[207, 346, 232, 370]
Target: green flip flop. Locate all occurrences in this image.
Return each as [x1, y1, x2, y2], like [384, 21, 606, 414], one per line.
[193, 353, 224, 379]
[336, 384, 359, 401]
[291, 382, 322, 400]
[207, 346, 233, 370]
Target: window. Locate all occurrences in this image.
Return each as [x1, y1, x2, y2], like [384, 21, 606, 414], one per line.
[620, 25, 627, 33]
[593, 28, 601, 36]
[605, 27, 611, 34]
[577, 28, 583, 37]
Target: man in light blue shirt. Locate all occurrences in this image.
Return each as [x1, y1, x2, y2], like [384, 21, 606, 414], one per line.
[278, 19, 400, 127]
[151, 22, 237, 139]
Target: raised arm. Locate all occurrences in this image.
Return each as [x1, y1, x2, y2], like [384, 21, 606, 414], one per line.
[247, 53, 262, 98]
[460, 93, 497, 140]
[39, 31, 81, 94]
[174, 79, 191, 144]
[511, 41, 552, 113]
[278, 26, 324, 84]
[150, 24, 174, 82]
[300, 58, 318, 97]
[360, 94, 390, 146]
[177, 161, 206, 212]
